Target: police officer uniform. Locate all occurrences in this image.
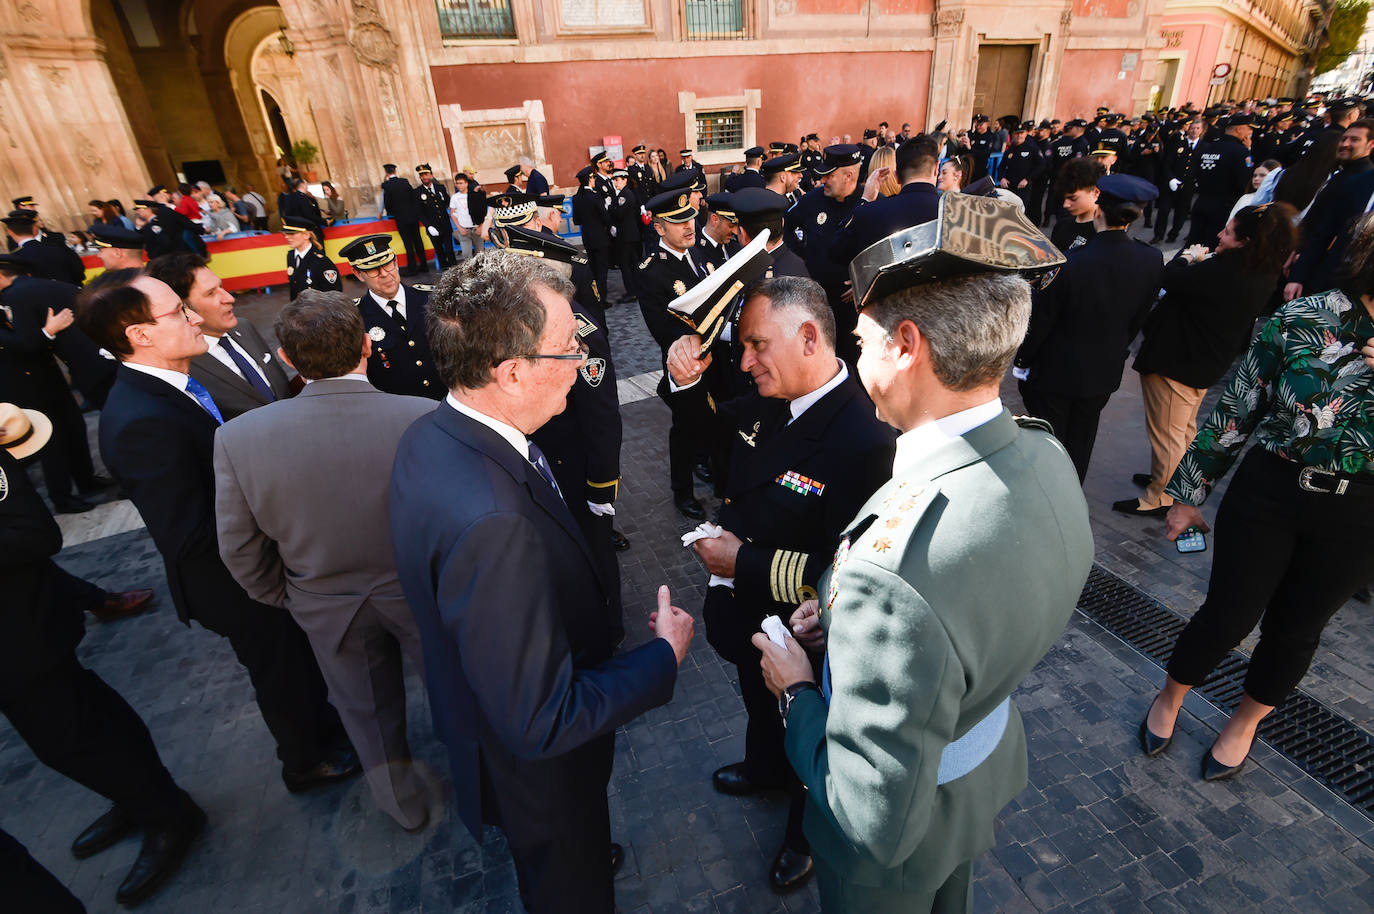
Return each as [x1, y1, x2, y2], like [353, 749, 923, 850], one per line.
[1045, 120, 1090, 225]
[1157, 121, 1204, 243]
[609, 172, 643, 302]
[785, 145, 864, 357]
[414, 164, 456, 271]
[692, 192, 740, 274]
[338, 233, 444, 400]
[381, 165, 426, 276]
[1094, 115, 1129, 156]
[967, 117, 996, 180]
[626, 144, 650, 194]
[638, 190, 712, 518]
[282, 217, 342, 300]
[1001, 123, 1047, 212]
[573, 164, 615, 304]
[132, 194, 199, 260]
[763, 153, 805, 208]
[2, 211, 84, 287]
[725, 147, 768, 192]
[1186, 115, 1254, 246]
[675, 148, 705, 178]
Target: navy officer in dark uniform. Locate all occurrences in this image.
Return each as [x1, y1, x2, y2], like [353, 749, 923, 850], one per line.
[763, 152, 805, 207]
[784, 144, 864, 360]
[663, 274, 895, 895]
[339, 233, 444, 399]
[282, 216, 342, 300]
[414, 163, 456, 271]
[637, 189, 712, 519]
[1186, 114, 1254, 246]
[1015, 174, 1163, 481]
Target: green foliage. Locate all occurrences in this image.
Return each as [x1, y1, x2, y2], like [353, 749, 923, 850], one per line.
[290, 139, 320, 167]
[1317, 0, 1371, 76]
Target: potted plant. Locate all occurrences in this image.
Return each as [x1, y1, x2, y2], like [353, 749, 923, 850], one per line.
[291, 139, 321, 182]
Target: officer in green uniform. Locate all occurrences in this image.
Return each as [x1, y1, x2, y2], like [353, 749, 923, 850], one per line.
[753, 195, 1093, 914]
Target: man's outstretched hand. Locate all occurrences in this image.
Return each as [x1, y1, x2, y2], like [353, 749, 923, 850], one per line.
[648, 585, 695, 665]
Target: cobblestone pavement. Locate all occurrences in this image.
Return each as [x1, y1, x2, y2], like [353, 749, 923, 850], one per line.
[4, 251, 1373, 913]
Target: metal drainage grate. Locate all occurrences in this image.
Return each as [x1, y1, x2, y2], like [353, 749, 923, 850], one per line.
[1076, 565, 1374, 820]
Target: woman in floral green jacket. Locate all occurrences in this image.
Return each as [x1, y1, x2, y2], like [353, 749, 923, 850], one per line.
[1138, 212, 1374, 782]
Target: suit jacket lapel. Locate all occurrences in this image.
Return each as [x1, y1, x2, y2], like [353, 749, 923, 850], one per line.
[433, 405, 605, 591]
[191, 345, 266, 404]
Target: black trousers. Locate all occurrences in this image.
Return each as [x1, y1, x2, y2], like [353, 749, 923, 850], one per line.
[20, 387, 96, 501]
[1185, 196, 1230, 248]
[1155, 185, 1193, 240]
[1018, 382, 1110, 482]
[191, 596, 348, 772]
[429, 225, 456, 270]
[1, 829, 85, 914]
[1, 657, 184, 829]
[395, 220, 426, 273]
[1167, 448, 1374, 707]
[661, 383, 716, 500]
[615, 241, 641, 299]
[585, 245, 611, 306]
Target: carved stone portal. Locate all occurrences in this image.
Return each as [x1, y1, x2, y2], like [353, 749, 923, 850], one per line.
[932, 8, 965, 37]
[466, 123, 532, 171]
[350, 21, 399, 69]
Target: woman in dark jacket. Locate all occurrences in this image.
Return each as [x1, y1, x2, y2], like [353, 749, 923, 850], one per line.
[1113, 203, 1296, 516]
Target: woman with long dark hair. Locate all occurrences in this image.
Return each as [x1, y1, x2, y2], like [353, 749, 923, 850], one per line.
[1116, 203, 1297, 516]
[1139, 209, 1374, 781]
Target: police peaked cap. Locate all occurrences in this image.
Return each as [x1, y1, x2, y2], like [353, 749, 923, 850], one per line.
[491, 224, 589, 267]
[646, 190, 697, 223]
[812, 144, 863, 176]
[338, 233, 396, 270]
[1097, 174, 1158, 204]
[762, 153, 803, 175]
[90, 224, 145, 249]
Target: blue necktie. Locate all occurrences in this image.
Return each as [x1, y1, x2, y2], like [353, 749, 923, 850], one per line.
[527, 440, 563, 501]
[218, 337, 275, 402]
[185, 376, 224, 424]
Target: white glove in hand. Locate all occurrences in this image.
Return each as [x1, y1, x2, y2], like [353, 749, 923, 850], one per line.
[427, 225, 439, 237]
[1168, 178, 1181, 192]
[1012, 366, 1030, 381]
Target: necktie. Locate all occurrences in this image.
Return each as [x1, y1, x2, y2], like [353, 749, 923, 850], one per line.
[527, 440, 563, 501]
[386, 299, 407, 331]
[185, 376, 224, 424]
[219, 337, 275, 402]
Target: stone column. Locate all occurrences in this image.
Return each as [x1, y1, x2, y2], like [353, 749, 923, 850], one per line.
[927, 2, 969, 131]
[0, 0, 154, 232]
[278, 0, 451, 215]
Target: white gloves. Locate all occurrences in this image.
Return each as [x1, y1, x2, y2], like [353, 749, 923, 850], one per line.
[1012, 366, 1030, 381]
[1168, 178, 1181, 192]
[426, 225, 439, 237]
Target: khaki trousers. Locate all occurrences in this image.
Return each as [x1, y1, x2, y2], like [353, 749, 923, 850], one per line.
[1140, 372, 1208, 509]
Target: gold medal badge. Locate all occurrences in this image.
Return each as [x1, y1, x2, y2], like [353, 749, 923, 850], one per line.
[673, 279, 687, 296]
[816, 212, 827, 225]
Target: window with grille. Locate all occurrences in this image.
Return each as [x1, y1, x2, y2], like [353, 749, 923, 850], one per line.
[684, 0, 749, 39]
[562, 0, 647, 28]
[436, 0, 517, 40]
[695, 109, 744, 151]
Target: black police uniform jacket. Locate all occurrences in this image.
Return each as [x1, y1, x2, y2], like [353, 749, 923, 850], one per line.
[14, 238, 84, 286]
[0, 276, 115, 407]
[1049, 136, 1088, 175]
[279, 190, 326, 230]
[573, 184, 613, 253]
[704, 369, 896, 664]
[690, 232, 737, 275]
[1001, 139, 1047, 188]
[381, 176, 421, 222]
[637, 247, 701, 359]
[1094, 128, 1129, 156]
[139, 204, 200, 259]
[287, 245, 342, 299]
[1015, 229, 1163, 399]
[725, 169, 767, 192]
[414, 180, 451, 230]
[1192, 135, 1252, 217]
[358, 285, 444, 399]
[786, 186, 862, 296]
[530, 310, 621, 509]
[830, 182, 940, 265]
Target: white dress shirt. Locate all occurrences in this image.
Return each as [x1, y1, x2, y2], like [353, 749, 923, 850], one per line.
[202, 331, 272, 388]
[659, 240, 698, 276]
[123, 361, 200, 407]
[786, 360, 847, 424]
[893, 398, 1003, 477]
[306, 372, 370, 385]
[370, 285, 409, 321]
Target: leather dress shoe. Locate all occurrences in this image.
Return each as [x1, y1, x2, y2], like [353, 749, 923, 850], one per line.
[282, 745, 362, 793]
[1200, 746, 1246, 781]
[1138, 718, 1173, 758]
[610, 842, 624, 875]
[1112, 498, 1169, 518]
[90, 589, 155, 623]
[115, 798, 206, 907]
[712, 762, 780, 796]
[72, 806, 135, 859]
[769, 846, 814, 893]
[675, 496, 705, 521]
[77, 474, 117, 494]
[53, 495, 95, 514]
[1132, 473, 1153, 488]
[693, 463, 714, 484]
[610, 528, 631, 552]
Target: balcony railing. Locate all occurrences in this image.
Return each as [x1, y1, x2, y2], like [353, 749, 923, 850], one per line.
[437, 0, 517, 40]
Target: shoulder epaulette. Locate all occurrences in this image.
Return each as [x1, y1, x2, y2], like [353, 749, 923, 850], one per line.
[574, 312, 598, 338]
[1014, 415, 1054, 433]
[637, 255, 654, 270]
[411, 283, 435, 292]
[352, 297, 362, 305]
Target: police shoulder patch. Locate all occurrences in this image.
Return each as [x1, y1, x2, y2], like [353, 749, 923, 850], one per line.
[580, 357, 606, 387]
[412, 283, 435, 292]
[638, 255, 654, 270]
[0, 465, 8, 502]
[574, 312, 598, 338]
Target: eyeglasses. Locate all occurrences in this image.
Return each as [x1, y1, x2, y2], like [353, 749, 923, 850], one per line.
[523, 339, 589, 362]
[143, 303, 193, 324]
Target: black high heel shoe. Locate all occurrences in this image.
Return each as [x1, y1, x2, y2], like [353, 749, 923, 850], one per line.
[1200, 745, 1246, 781]
[1138, 696, 1174, 758]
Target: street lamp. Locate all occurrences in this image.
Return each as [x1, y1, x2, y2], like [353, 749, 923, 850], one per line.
[277, 26, 295, 58]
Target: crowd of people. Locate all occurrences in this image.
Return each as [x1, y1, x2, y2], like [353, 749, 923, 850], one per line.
[3, 90, 1374, 914]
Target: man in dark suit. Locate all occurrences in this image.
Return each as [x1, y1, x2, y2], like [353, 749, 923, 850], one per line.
[831, 136, 942, 265]
[665, 276, 896, 894]
[3, 211, 85, 286]
[77, 270, 362, 795]
[277, 179, 326, 234]
[390, 251, 694, 913]
[338, 233, 444, 399]
[1285, 119, 1374, 300]
[381, 164, 426, 276]
[145, 253, 294, 421]
[0, 256, 113, 513]
[1015, 175, 1164, 481]
[0, 402, 204, 909]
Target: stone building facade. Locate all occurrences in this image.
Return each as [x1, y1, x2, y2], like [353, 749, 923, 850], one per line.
[0, 0, 1318, 232]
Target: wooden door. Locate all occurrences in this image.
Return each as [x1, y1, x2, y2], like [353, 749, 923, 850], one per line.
[973, 45, 1033, 121]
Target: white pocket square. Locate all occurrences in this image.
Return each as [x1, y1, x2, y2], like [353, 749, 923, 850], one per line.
[261, 352, 271, 363]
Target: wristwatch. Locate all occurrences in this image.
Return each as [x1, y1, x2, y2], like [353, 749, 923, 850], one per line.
[778, 681, 822, 728]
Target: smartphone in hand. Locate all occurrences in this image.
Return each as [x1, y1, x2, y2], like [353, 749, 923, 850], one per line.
[1176, 526, 1207, 554]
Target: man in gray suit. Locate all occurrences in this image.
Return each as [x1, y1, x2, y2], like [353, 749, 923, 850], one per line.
[213, 290, 434, 831]
[146, 253, 293, 420]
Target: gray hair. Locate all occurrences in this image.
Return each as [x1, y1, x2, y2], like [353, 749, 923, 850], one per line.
[866, 273, 1031, 391]
[426, 250, 575, 391]
[746, 276, 835, 349]
[519, 156, 534, 168]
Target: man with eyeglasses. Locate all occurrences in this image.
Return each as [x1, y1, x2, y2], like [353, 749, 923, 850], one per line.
[339, 233, 444, 399]
[390, 250, 695, 914]
[77, 268, 362, 810]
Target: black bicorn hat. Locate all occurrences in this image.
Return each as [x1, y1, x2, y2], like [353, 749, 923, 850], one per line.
[667, 230, 774, 355]
[848, 193, 1064, 309]
[491, 224, 589, 267]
